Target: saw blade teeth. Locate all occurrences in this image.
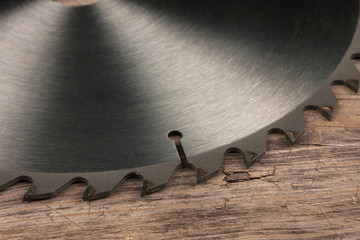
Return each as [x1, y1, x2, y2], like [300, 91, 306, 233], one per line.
[268, 128, 302, 145]
[327, 51, 360, 92]
[319, 106, 334, 121]
[195, 168, 219, 184]
[0, 170, 31, 192]
[332, 79, 359, 93]
[284, 130, 302, 144]
[82, 171, 129, 201]
[331, 65, 360, 82]
[189, 131, 269, 183]
[301, 84, 338, 121]
[82, 185, 112, 201]
[326, 49, 360, 89]
[23, 174, 77, 201]
[243, 151, 265, 169]
[279, 116, 305, 136]
[224, 129, 269, 169]
[194, 148, 265, 183]
[344, 79, 359, 93]
[140, 180, 167, 196]
[138, 160, 180, 196]
[186, 148, 225, 184]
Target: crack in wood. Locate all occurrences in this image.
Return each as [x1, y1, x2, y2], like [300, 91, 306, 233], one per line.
[224, 166, 276, 183]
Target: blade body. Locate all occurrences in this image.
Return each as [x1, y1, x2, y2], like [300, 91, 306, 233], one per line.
[0, 0, 359, 200]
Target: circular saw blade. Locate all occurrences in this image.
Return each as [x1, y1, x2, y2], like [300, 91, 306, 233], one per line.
[0, 0, 359, 200]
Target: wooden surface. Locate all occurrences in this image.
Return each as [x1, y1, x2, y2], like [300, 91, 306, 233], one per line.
[1, 1, 360, 239]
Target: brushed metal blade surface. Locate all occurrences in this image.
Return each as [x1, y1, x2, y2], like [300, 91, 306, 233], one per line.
[0, 0, 359, 200]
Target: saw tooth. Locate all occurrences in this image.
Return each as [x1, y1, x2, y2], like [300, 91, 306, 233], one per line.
[189, 129, 269, 184]
[329, 52, 360, 81]
[332, 79, 359, 93]
[266, 105, 305, 146]
[230, 130, 268, 169]
[344, 79, 359, 93]
[283, 130, 302, 144]
[0, 170, 31, 192]
[168, 130, 226, 184]
[224, 148, 264, 169]
[83, 134, 182, 200]
[193, 147, 264, 183]
[327, 52, 360, 93]
[84, 161, 180, 200]
[304, 105, 335, 121]
[82, 171, 128, 201]
[139, 160, 180, 196]
[242, 151, 265, 169]
[319, 106, 334, 121]
[303, 85, 338, 121]
[268, 128, 302, 145]
[310, 85, 337, 109]
[186, 148, 225, 184]
[23, 173, 78, 201]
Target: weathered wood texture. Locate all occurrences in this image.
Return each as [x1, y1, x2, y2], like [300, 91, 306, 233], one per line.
[0, 1, 359, 239]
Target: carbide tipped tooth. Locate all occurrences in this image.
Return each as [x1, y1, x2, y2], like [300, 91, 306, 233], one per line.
[140, 180, 166, 196]
[187, 148, 225, 184]
[284, 130, 301, 144]
[23, 186, 35, 202]
[140, 179, 173, 196]
[242, 151, 264, 169]
[23, 174, 75, 201]
[286, 119, 305, 139]
[271, 106, 305, 145]
[82, 185, 113, 201]
[268, 127, 303, 145]
[137, 160, 179, 196]
[345, 79, 359, 93]
[233, 130, 268, 168]
[82, 171, 129, 201]
[82, 186, 94, 201]
[304, 85, 337, 121]
[191, 129, 269, 183]
[82, 185, 112, 201]
[332, 79, 359, 93]
[319, 106, 334, 121]
[195, 168, 213, 184]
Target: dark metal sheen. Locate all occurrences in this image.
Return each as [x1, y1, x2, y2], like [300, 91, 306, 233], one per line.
[0, 0, 358, 180]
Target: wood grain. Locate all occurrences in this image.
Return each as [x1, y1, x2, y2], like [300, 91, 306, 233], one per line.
[1, 2, 360, 239]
